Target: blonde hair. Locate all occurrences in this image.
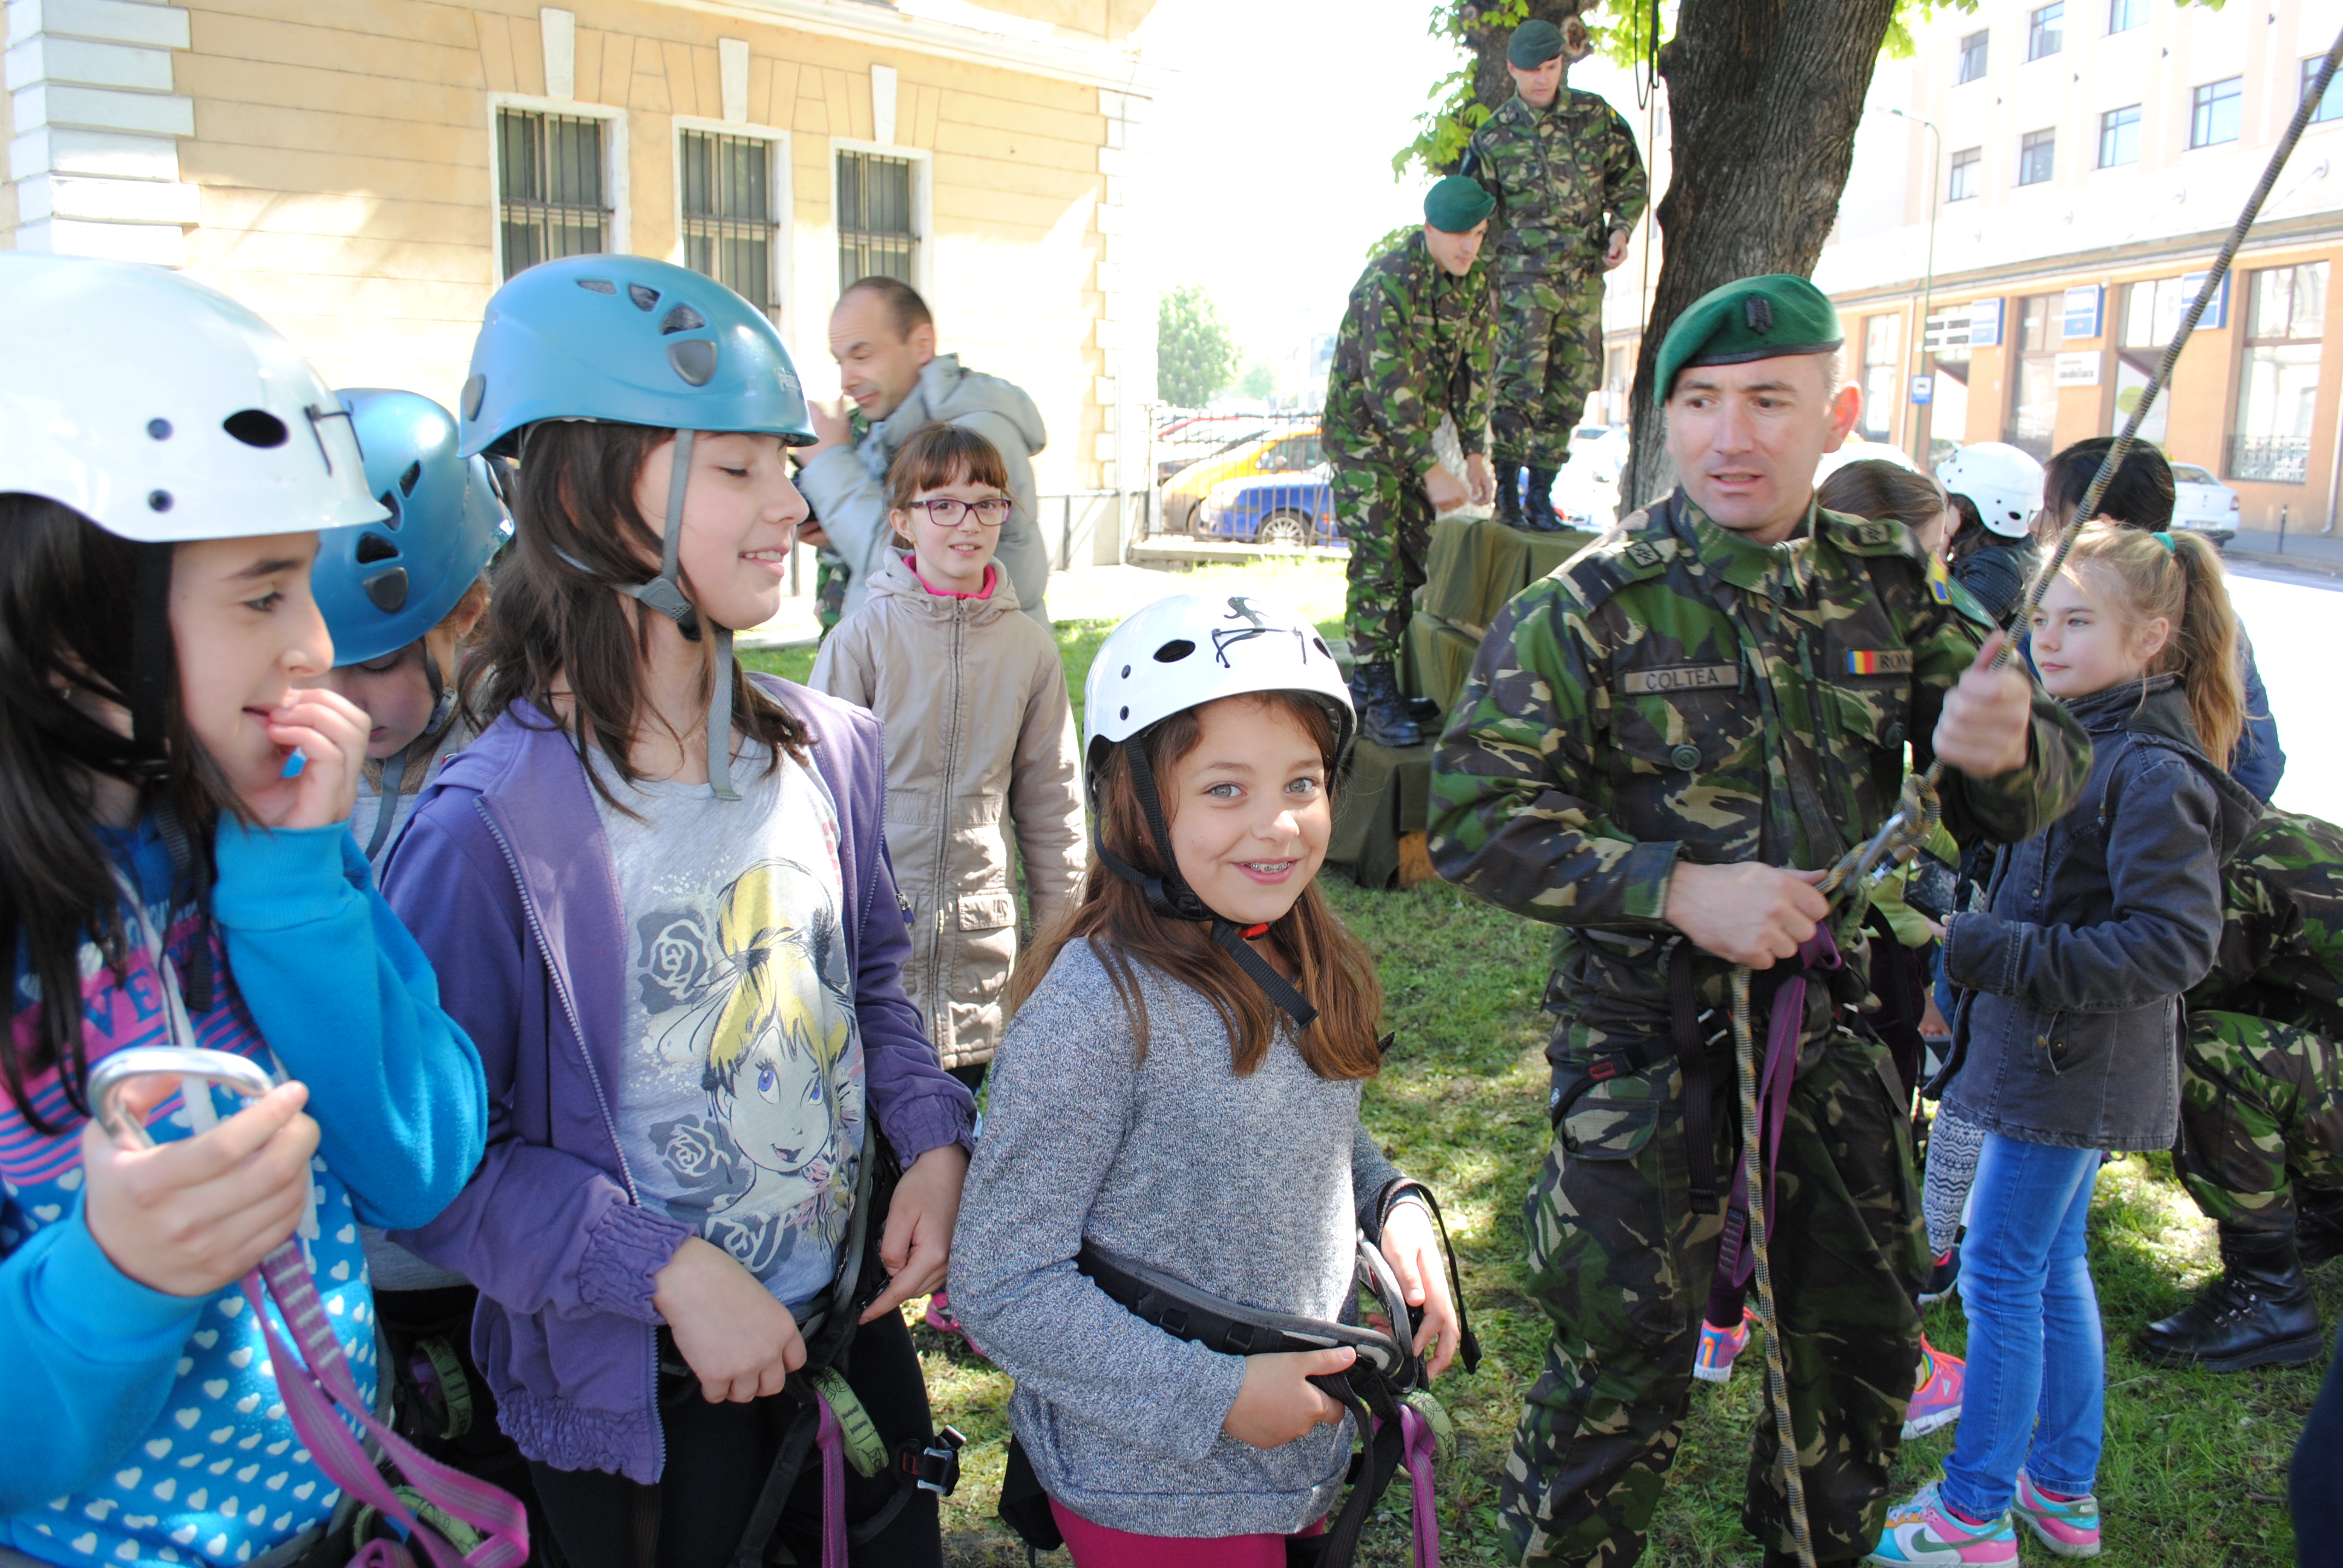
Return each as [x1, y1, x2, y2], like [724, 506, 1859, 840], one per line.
[2037, 521, 2244, 764]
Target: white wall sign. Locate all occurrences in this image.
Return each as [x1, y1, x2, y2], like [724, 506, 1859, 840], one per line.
[2055, 351, 2102, 386]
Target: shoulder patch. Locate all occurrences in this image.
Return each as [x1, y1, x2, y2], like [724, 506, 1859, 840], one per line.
[1556, 526, 1679, 612]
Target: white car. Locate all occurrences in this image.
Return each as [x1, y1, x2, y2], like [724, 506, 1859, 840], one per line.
[2169, 462, 2240, 545]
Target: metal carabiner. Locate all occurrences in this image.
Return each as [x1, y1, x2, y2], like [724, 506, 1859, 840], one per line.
[87, 1046, 277, 1149]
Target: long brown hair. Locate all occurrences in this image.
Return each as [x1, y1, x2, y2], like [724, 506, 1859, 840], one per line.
[0, 495, 242, 1129]
[1014, 691, 1384, 1080]
[461, 420, 808, 805]
[2042, 521, 2244, 763]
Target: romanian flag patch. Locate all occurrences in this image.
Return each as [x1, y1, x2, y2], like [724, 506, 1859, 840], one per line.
[1926, 555, 1955, 604]
[1846, 648, 1915, 677]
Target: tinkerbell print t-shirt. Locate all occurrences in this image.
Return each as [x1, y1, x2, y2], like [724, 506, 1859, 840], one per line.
[591, 742, 868, 1313]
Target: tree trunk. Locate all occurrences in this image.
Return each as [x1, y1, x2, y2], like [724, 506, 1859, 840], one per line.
[1447, 1, 1586, 154]
[1621, 0, 1898, 509]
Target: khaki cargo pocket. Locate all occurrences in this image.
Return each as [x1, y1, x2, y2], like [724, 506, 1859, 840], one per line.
[957, 891, 1018, 933]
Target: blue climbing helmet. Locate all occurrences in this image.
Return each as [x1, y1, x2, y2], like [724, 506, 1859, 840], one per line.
[315, 388, 510, 667]
[457, 255, 815, 800]
[457, 254, 814, 458]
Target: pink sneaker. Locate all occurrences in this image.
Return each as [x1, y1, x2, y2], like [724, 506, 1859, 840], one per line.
[1902, 1336, 1965, 1438]
[2013, 1469, 2102, 1558]
[1867, 1481, 2016, 1564]
[1693, 1307, 1755, 1384]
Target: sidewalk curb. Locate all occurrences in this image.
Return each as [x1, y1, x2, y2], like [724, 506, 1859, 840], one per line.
[2223, 548, 2343, 580]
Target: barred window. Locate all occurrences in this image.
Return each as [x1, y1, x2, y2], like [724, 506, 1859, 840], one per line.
[837, 151, 916, 290]
[681, 131, 776, 314]
[497, 109, 609, 278]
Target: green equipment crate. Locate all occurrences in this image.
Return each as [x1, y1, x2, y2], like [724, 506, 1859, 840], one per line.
[1328, 734, 1435, 890]
[1420, 515, 1600, 636]
[1409, 611, 1483, 716]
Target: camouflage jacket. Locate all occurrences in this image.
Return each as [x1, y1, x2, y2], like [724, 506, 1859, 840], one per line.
[1321, 230, 1494, 475]
[1428, 491, 2093, 1047]
[1464, 88, 1648, 274]
[2190, 806, 2343, 1038]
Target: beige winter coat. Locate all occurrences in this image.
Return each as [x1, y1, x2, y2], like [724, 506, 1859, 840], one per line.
[811, 550, 1086, 1069]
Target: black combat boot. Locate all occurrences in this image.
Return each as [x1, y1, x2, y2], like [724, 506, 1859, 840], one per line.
[1521, 465, 1565, 531]
[1348, 663, 1424, 750]
[1492, 463, 1524, 530]
[2299, 1185, 2343, 1267]
[2136, 1224, 2325, 1371]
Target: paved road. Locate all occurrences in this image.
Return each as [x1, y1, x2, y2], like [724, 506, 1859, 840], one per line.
[2230, 558, 2341, 824]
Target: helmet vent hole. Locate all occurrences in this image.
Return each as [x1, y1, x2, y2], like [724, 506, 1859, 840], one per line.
[1119, 705, 1129, 720]
[1152, 639, 1196, 663]
[660, 303, 706, 335]
[147, 490, 172, 512]
[146, 419, 172, 440]
[575, 278, 617, 295]
[628, 284, 661, 312]
[667, 339, 718, 387]
[461, 374, 487, 421]
[1119, 664, 1131, 678]
[222, 410, 289, 448]
[376, 489, 403, 528]
[355, 532, 399, 565]
[362, 567, 410, 613]
[398, 460, 423, 497]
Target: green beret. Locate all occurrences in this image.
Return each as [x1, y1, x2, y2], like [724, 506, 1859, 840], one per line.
[1508, 19, 1565, 68]
[1424, 174, 1495, 234]
[1653, 273, 1844, 407]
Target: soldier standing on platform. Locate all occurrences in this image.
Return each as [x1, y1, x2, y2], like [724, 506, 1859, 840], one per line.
[1323, 174, 1498, 750]
[1429, 274, 2091, 1568]
[1466, 17, 1647, 534]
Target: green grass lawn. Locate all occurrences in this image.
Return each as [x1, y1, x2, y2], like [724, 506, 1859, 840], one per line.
[749, 606, 2335, 1567]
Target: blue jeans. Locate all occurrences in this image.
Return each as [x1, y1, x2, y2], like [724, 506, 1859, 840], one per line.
[1939, 1133, 2105, 1520]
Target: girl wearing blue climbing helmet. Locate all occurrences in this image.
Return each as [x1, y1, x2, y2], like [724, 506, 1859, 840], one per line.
[377, 256, 974, 1568]
[313, 388, 510, 863]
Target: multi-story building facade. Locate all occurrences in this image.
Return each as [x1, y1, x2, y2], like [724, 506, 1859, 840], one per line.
[1599, 0, 2343, 559]
[3, 0, 1161, 564]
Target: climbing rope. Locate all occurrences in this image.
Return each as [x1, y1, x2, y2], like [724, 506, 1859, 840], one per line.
[1732, 27, 2343, 1565]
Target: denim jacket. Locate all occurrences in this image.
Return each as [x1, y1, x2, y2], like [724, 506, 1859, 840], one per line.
[1937, 676, 2260, 1150]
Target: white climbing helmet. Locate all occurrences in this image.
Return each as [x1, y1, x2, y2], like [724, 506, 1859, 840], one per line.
[0, 253, 385, 543]
[1936, 442, 2044, 540]
[1084, 591, 1356, 799]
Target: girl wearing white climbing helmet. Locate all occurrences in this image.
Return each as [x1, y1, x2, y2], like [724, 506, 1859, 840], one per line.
[0, 253, 490, 1568]
[951, 592, 1466, 1567]
[1936, 442, 2045, 627]
[377, 255, 973, 1568]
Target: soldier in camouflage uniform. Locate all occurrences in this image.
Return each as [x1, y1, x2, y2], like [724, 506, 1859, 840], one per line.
[1323, 174, 1499, 748]
[1465, 18, 1647, 534]
[2135, 805, 2343, 1371]
[1428, 275, 2091, 1568]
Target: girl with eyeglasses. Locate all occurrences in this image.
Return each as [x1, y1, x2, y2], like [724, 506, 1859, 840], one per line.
[811, 422, 1084, 1171]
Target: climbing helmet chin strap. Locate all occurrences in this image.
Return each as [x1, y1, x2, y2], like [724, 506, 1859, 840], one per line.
[563, 426, 741, 800]
[1093, 733, 1320, 1030]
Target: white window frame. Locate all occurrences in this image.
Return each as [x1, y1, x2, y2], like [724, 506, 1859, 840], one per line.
[671, 117, 793, 325]
[824, 138, 934, 322]
[487, 93, 630, 286]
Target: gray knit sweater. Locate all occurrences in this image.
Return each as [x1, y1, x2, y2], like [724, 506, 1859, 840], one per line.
[948, 939, 1400, 1538]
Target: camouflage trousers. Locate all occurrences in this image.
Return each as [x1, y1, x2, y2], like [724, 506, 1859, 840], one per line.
[1508, 1027, 1927, 1567]
[814, 547, 848, 636]
[2177, 1011, 2343, 1238]
[1332, 460, 1433, 666]
[1492, 263, 1605, 472]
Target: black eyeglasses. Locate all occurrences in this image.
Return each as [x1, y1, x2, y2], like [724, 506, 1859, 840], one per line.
[908, 497, 1012, 529]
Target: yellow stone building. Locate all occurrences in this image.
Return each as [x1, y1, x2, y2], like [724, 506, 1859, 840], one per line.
[2, 0, 1160, 555]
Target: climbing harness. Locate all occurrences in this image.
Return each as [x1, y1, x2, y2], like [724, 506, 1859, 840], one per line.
[90, 1046, 529, 1568]
[1730, 30, 2343, 1564]
[997, 1183, 1478, 1568]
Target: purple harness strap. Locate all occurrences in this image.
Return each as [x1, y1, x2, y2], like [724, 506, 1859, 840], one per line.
[1398, 1403, 1441, 1568]
[1712, 929, 1842, 1293]
[813, 1394, 847, 1568]
[247, 1244, 529, 1568]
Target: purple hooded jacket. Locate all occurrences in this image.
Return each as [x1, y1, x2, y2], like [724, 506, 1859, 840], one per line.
[379, 676, 975, 1483]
